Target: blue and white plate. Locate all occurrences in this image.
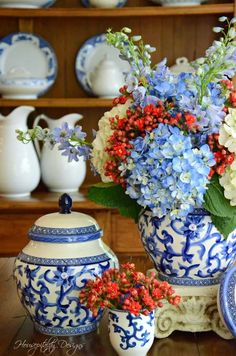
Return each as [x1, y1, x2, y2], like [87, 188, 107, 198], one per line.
[0, 32, 57, 98]
[218, 266, 236, 337]
[75, 33, 130, 95]
[81, 0, 127, 8]
[150, 0, 205, 5]
[0, 0, 56, 7]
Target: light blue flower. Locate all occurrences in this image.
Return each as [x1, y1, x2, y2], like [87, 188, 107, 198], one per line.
[74, 125, 87, 141]
[120, 124, 215, 219]
[52, 122, 73, 143]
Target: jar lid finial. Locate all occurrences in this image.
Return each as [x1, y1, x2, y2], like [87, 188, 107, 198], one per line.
[59, 193, 72, 214]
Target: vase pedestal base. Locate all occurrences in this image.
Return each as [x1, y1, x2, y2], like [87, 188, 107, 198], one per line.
[149, 271, 233, 340]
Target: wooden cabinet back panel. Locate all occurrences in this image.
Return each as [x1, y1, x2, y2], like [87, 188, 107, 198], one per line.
[111, 214, 145, 253]
[0, 16, 218, 99]
[33, 15, 217, 98]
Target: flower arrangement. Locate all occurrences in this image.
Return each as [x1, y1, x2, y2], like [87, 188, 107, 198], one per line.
[17, 16, 236, 238]
[79, 262, 181, 316]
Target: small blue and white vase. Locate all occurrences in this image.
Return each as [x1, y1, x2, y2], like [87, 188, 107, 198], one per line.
[108, 309, 155, 356]
[14, 193, 118, 336]
[138, 208, 236, 287]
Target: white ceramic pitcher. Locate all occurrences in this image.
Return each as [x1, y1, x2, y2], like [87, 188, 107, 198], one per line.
[0, 106, 40, 197]
[33, 113, 86, 192]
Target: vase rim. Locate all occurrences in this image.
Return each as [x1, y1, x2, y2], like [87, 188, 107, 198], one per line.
[140, 207, 209, 218]
[107, 308, 155, 316]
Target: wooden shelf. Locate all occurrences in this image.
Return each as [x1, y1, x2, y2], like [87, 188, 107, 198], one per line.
[0, 191, 109, 212]
[0, 98, 113, 108]
[0, 4, 233, 17]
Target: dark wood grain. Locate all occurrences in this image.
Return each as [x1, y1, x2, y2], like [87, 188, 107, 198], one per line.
[1, 258, 236, 356]
[196, 332, 236, 356]
[0, 4, 233, 17]
[0, 258, 26, 355]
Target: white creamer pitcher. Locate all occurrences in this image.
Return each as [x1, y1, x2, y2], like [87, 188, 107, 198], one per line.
[33, 113, 86, 192]
[0, 106, 40, 197]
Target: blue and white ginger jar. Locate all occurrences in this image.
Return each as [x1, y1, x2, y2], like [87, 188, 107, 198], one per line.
[14, 193, 118, 335]
[138, 209, 236, 287]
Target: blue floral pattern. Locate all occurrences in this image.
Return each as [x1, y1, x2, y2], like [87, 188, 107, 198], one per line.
[28, 224, 102, 243]
[218, 266, 236, 337]
[138, 209, 236, 286]
[14, 258, 116, 335]
[108, 310, 154, 353]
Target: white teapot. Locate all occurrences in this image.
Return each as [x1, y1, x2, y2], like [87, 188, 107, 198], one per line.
[170, 57, 195, 75]
[87, 55, 124, 98]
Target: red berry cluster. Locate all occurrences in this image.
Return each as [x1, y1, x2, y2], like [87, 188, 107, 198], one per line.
[221, 80, 236, 109]
[221, 79, 233, 91]
[104, 100, 199, 185]
[208, 133, 235, 177]
[229, 91, 236, 108]
[112, 85, 130, 106]
[79, 262, 181, 317]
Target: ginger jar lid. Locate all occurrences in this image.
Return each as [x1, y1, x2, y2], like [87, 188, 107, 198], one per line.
[28, 193, 102, 243]
[217, 266, 236, 338]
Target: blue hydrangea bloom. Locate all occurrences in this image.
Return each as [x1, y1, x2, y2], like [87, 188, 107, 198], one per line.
[130, 57, 228, 134]
[120, 124, 215, 219]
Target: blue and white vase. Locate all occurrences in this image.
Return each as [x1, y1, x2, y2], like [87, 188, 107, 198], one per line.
[14, 193, 118, 336]
[108, 309, 155, 356]
[138, 209, 236, 287]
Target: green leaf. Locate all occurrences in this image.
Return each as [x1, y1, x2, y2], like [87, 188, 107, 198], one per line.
[92, 182, 116, 188]
[211, 214, 236, 239]
[119, 206, 142, 223]
[88, 184, 141, 222]
[203, 174, 236, 217]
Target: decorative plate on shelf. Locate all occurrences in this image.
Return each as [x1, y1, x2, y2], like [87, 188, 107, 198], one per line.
[150, 0, 206, 5]
[0, 32, 57, 98]
[81, 0, 127, 8]
[0, 0, 56, 7]
[217, 266, 236, 337]
[0, 78, 54, 99]
[75, 33, 130, 95]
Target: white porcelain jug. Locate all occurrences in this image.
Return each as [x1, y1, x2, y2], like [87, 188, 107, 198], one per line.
[33, 113, 86, 193]
[88, 55, 124, 98]
[0, 106, 40, 197]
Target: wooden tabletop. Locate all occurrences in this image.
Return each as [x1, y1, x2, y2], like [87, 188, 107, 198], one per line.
[1, 257, 236, 356]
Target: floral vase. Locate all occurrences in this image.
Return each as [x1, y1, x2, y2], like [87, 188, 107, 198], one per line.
[138, 208, 236, 286]
[108, 309, 155, 356]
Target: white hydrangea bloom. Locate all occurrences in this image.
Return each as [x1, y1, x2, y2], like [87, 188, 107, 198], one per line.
[219, 108, 236, 153]
[219, 160, 236, 206]
[91, 99, 132, 183]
